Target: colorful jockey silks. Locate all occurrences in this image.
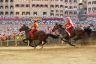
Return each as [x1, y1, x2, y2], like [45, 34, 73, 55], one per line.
[64, 17, 74, 37]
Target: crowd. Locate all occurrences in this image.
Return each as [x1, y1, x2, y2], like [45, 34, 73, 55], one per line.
[0, 18, 96, 41]
[0, 20, 60, 41]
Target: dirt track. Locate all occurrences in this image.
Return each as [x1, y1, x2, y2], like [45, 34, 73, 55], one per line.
[0, 45, 96, 64]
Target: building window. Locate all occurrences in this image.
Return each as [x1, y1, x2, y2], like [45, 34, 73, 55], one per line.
[36, 4, 39, 7]
[60, 0, 63, 1]
[56, 10, 59, 12]
[50, 13, 54, 16]
[65, 6, 68, 8]
[60, 5, 63, 8]
[22, 12, 25, 15]
[69, 11, 73, 14]
[93, 7, 96, 10]
[10, 11, 13, 15]
[10, 0, 13, 2]
[43, 12, 47, 15]
[26, 4, 30, 7]
[44, 4, 48, 8]
[84, 8, 87, 10]
[33, 12, 37, 15]
[92, 7, 96, 12]
[55, 5, 59, 8]
[5, 11, 9, 15]
[5, 0, 8, 2]
[40, 4, 44, 7]
[0, 6, 3, 9]
[74, 6, 77, 8]
[0, 0, 3, 2]
[74, 11, 77, 14]
[65, 11, 68, 14]
[26, 12, 30, 15]
[15, 4, 19, 7]
[51, 0, 54, 1]
[56, 14, 59, 16]
[10, 5, 13, 9]
[0, 11, 3, 15]
[92, 1, 96, 4]
[51, 10, 54, 12]
[60, 14, 63, 16]
[50, 5, 54, 8]
[5, 6, 8, 9]
[65, 0, 68, 2]
[16, 12, 19, 15]
[69, 0, 72, 3]
[56, 0, 59, 1]
[88, 8, 91, 12]
[32, 4, 35, 7]
[69, 6, 72, 9]
[74, 0, 77, 3]
[21, 4, 24, 7]
[88, 2, 91, 4]
[60, 10, 63, 13]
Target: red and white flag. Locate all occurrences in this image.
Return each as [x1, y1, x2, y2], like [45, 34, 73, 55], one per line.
[64, 17, 74, 37]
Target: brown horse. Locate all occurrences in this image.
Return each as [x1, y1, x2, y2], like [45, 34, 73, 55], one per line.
[19, 25, 59, 48]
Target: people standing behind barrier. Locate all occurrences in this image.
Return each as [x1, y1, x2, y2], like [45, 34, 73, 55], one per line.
[41, 21, 47, 32]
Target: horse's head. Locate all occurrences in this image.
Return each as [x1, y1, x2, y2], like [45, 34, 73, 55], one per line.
[19, 25, 30, 32]
[52, 24, 63, 32]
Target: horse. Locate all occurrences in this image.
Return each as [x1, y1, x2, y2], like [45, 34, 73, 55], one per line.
[52, 24, 91, 46]
[19, 25, 59, 48]
[52, 24, 76, 46]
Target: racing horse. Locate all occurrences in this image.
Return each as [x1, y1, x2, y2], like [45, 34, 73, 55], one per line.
[19, 25, 59, 48]
[52, 24, 75, 46]
[52, 24, 88, 46]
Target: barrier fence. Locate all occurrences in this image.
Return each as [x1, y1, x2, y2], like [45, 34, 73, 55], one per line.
[0, 38, 96, 47]
[0, 40, 30, 47]
[0, 37, 61, 47]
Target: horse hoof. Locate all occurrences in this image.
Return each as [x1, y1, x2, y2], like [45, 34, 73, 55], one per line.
[74, 45, 79, 48]
[72, 45, 76, 47]
[34, 47, 36, 49]
[41, 46, 43, 49]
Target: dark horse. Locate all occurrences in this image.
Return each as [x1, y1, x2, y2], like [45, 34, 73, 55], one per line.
[52, 24, 76, 46]
[19, 24, 58, 48]
[52, 24, 92, 46]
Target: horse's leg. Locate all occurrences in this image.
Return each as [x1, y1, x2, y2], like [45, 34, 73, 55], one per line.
[23, 39, 29, 44]
[29, 40, 37, 48]
[67, 39, 75, 46]
[41, 40, 47, 49]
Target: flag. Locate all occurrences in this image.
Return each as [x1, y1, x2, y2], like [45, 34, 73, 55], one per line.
[64, 17, 74, 37]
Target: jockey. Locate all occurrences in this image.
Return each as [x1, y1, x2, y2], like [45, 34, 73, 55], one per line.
[64, 17, 75, 37]
[29, 20, 39, 38]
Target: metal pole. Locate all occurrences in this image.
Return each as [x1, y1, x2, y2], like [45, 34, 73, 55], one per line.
[6, 40, 8, 47]
[0, 41, 2, 46]
[28, 40, 29, 46]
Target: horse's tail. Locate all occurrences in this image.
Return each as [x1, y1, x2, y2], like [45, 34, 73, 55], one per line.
[47, 34, 59, 39]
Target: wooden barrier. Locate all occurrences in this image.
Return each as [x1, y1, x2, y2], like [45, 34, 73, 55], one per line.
[0, 38, 60, 47]
[0, 38, 95, 47]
